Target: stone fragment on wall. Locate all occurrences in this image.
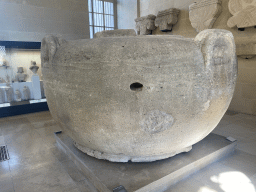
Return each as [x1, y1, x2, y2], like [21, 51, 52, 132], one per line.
[236, 43, 256, 59]
[135, 14, 156, 35]
[228, 0, 256, 28]
[189, 0, 222, 32]
[154, 8, 180, 32]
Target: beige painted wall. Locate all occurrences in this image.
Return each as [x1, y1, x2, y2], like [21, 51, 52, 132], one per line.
[0, 0, 90, 42]
[139, 0, 256, 115]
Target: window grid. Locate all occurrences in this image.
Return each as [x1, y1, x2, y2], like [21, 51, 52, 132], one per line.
[88, 0, 115, 38]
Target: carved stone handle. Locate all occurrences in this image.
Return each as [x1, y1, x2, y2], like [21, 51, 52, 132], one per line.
[41, 35, 67, 68]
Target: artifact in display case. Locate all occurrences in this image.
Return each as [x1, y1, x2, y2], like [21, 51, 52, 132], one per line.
[0, 89, 5, 104]
[29, 61, 39, 75]
[0, 77, 5, 83]
[15, 67, 27, 82]
[23, 85, 30, 100]
[15, 89, 22, 101]
[0, 60, 9, 68]
[5, 87, 13, 103]
[0, 41, 47, 111]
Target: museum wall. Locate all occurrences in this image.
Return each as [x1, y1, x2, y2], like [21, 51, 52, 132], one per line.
[0, 0, 90, 42]
[139, 0, 256, 115]
[117, 0, 137, 30]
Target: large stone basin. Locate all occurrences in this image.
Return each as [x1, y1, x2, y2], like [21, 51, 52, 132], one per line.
[41, 29, 237, 162]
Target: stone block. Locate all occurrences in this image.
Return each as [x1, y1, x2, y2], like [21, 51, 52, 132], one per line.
[189, 0, 222, 32]
[155, 8, 180, 32]
[135, 14, 156, 35]
[94, 29, 136, 38]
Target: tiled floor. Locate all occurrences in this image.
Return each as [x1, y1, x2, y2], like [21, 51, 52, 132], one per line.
[0, 111, 256, 192]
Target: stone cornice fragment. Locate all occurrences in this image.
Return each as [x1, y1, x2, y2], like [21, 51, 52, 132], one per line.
[189, 0, 222, 32]
[155, 8, 180, 32]
[135, 14, 156, 35]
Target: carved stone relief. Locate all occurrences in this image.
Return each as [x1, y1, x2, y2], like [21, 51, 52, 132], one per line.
[15, 67, 27, 82]
[15, 89, 22, 101]
[135, 14, 156, 35]
[236, 43, 256, 59]
[189, 0, 222, 32]
[5, 87, 13, 103]
[155, 8, 180, 32]
[29, 61, 39, 75]
[0, 77, 6, 83]
[228, 0, 256, 28]
[23, 86, 30, 100]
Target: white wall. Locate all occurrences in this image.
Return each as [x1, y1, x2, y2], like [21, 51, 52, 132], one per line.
[117, 0, 137, 30]
[0, 0, 90, 42]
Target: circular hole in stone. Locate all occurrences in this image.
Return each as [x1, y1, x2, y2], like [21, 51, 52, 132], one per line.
[130, 82, 143, 91]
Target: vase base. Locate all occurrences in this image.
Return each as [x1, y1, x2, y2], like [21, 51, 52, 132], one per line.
[73, 141, 192, 162]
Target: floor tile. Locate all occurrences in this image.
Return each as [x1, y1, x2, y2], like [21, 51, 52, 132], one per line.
[50, 145, 70, 162]
[31, 119, 58, 129]
[218, 123, 256, 139]
[192, 162, 250, 192]
[236, 138, 256, 156]
[220, 150, 256, 178]
[75, 179, 98, 192]
[27, 111, 54, 123]
[1, 119, 34, 136]
[12, 161, 77, 192]
[60, 160, 86, 182]
[0, 160, 11, 180]
[0, 175, 15, 192]
[166, 175, 216, 192]
[8, 150, 58, 176]
[250, 174, 256, 188]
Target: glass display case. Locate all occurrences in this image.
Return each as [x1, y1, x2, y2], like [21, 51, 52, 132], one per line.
[0, 41, 48, 116]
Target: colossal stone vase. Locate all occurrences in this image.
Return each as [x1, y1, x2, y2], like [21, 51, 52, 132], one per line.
[41, 29, 237, 162]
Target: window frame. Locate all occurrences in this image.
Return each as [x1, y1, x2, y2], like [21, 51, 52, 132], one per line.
[88, 0, 117, 38]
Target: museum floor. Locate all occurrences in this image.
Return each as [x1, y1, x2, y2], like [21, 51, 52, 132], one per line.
[0, 111, 256, 192]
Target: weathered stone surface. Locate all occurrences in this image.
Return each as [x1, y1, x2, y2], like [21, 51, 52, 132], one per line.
[155, 8, 180, 32]
[236, 43, 256, 59]
[189, 0, 222, 32]
[41, 29, 237, 162]
[94, 29, 136, 38]
[228, 0, 256, 28]
[135, 14, 156, 35]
